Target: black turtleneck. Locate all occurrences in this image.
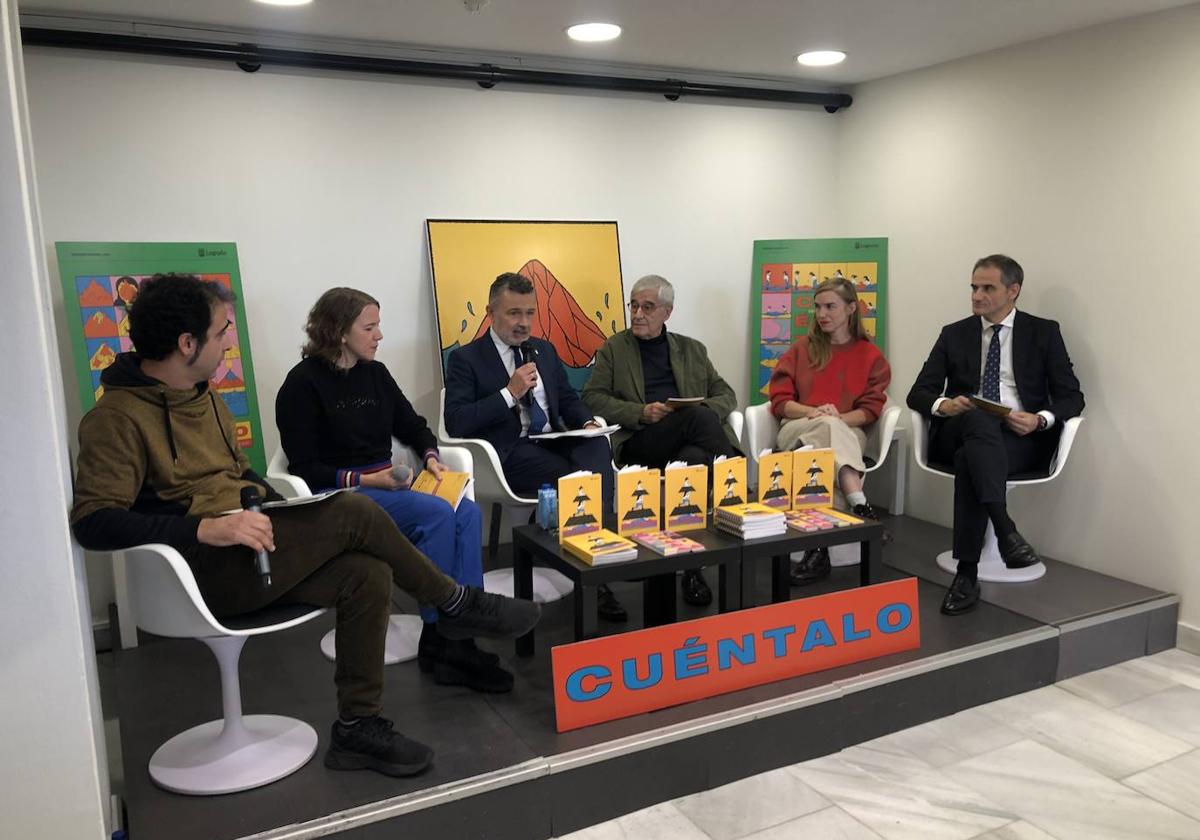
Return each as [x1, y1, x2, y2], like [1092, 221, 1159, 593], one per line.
[638, 329, 678, 402]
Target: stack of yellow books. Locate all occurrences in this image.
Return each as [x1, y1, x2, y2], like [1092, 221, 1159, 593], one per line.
[561, 529, 639, 565]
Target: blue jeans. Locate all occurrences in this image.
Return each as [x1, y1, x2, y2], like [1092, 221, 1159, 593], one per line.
[358, 488, 483, 622]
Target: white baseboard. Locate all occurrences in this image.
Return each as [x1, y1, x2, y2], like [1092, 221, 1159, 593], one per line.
[1178, 622, 1200, 655]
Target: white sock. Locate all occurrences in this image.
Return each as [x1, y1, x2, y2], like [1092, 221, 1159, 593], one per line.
[846, 491, 867, 508]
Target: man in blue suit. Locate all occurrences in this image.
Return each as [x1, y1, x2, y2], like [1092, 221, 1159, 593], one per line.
[908, 255, 1084, 616]
[445, 273, 625, 621]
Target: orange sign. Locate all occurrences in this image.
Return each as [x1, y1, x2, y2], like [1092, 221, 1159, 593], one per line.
[551, 578, 920, 732]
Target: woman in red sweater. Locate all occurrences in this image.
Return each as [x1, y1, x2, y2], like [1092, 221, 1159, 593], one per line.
[767, 278, 892, 583]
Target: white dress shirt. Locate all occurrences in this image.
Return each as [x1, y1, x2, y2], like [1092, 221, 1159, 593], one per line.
[490, 328, 551, 436]
[933, 309, 1055, 428]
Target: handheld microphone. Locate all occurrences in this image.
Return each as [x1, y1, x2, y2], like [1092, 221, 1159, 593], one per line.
[518, 341, 539, 405]
[239, 486, 272, 586]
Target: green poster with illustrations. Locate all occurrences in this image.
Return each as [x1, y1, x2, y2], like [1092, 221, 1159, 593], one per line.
[56, 241, 266, 473]
[748, 237, 888, 405]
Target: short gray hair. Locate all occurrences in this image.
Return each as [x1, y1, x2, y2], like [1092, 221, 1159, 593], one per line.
[630, 274, 675, 307]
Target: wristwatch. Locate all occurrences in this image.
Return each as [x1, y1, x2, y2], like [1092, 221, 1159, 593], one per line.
[1036, 414, 1048, 431]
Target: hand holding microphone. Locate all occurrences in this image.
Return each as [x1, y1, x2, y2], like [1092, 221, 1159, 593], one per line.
[506, 341, 539, 402]
[239, 486, 273, 586]
[518, 341, 539, 406]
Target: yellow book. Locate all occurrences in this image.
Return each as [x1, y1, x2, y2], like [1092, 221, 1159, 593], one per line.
[713, 455, 748, 509]
[558, 471, 603, 539]
[663, 464, 708, 532]
[792, 447, 836, 509]
[756, 450, 793, 510]
[616, 467, 661, 536]
[561, 528, 639, 565]
[410, 469, 471, 510]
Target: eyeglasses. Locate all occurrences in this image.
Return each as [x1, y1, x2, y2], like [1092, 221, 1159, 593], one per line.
[627, 301, 661, 314]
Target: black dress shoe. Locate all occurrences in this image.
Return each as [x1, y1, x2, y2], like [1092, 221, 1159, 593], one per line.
[999, 531, 1041, 568]
[597, 584, 628, 623]
[681, 569, 713, 607]
[851, 503, 893, 544]
[789, 548, 831, 585]
[940, 573, 981, 615]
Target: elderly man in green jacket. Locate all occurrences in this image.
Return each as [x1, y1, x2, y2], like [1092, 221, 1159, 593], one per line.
[583, 274, 741, 606]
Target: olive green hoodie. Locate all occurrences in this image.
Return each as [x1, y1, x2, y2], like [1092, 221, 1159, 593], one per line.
[71, 352, 275, 551]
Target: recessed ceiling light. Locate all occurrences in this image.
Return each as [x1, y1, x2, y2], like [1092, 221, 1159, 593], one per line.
[566, 22, 622, 43]
[796, 50, 846, 67]
[253, 0, 313, 6]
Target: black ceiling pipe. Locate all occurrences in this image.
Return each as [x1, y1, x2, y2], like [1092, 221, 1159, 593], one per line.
[21, 26, 853, 112]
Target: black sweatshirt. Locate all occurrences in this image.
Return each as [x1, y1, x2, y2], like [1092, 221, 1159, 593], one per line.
[275, 356, 439, 491]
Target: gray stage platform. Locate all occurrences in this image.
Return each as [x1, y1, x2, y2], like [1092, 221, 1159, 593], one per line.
[101, 514, 1177, 840]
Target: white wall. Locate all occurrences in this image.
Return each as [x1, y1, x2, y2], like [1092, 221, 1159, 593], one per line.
[835, 4, 1199, 626]
[0, 1, 108, 835]
[23, 48, 841, 621]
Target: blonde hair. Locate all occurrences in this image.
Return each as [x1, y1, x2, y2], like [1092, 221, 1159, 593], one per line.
[807, 278, 868, 370]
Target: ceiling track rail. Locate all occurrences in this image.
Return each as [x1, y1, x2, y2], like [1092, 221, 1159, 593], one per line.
[21, 26, 852, 112]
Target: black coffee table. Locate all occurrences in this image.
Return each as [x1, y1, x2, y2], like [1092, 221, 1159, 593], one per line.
[736, 518, 885, 607]
[511, 524, 743, 656]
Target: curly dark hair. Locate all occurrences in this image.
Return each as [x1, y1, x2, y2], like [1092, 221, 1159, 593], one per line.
[302, 287, 380, 364]
[128, 273, 234, 361]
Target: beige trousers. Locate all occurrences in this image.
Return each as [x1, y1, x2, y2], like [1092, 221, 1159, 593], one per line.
[776, 415, 869, 509]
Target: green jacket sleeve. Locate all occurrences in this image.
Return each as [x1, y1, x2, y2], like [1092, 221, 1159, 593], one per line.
[582, 339, 645, 428]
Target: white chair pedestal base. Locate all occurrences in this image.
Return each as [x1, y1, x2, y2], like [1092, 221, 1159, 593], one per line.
[934, 520, 1046, 583]
[149, 714, 318, 795]
[320, 613, 423, 665]
[484, 567, 574, 603]
[149, 634, 317, 795]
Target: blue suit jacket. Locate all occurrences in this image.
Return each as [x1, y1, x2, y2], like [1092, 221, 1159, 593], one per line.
[444, 334, 595, 458]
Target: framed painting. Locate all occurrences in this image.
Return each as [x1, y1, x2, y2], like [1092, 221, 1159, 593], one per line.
[427, 220, 626, 391]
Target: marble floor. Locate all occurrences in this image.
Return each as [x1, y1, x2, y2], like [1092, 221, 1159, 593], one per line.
[556, 648, 1200, 840]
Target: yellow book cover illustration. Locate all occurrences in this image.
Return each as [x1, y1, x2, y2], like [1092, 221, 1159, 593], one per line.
[410, 469, 471, 510]
[617, 468, 661, 536]
[558, 471, 602, 539]
[663, 464, 708, 531]
[757, 450, 793, 510]
[792, 448, 835, 509]
[561, 528, 639, 565]
[713, 455, 748, 508]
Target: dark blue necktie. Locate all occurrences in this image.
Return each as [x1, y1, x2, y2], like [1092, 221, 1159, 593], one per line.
[514, 345, 550, 434]
[982, 324, 1002, 402]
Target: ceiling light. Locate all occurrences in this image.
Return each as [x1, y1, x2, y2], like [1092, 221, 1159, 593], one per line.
[796, 50, 846, 67]
[566, 23, 622, 43]
[253, 0, 313, 6]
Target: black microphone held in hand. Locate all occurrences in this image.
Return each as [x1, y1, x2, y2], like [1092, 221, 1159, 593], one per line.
[518, 341, 538, 405]
[239, 486, 272, 586]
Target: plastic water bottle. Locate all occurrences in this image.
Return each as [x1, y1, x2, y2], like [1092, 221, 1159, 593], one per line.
[537, 484, 556, 530]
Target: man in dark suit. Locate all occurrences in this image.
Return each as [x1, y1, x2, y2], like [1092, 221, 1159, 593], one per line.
[445, 273, 624, 620]
[907, 255, 1084, 616]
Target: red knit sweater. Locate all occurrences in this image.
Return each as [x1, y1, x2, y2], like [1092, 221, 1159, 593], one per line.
[768, 337, 891, 422]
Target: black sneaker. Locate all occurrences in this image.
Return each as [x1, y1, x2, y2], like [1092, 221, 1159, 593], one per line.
[852, 503, 893, 544]
[418, 622, 502, 670]
[789, 547, 831, 585]
[438, 586, 541, 640]
[421, 638, 514, 693]
[325, 716, 433, 777]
